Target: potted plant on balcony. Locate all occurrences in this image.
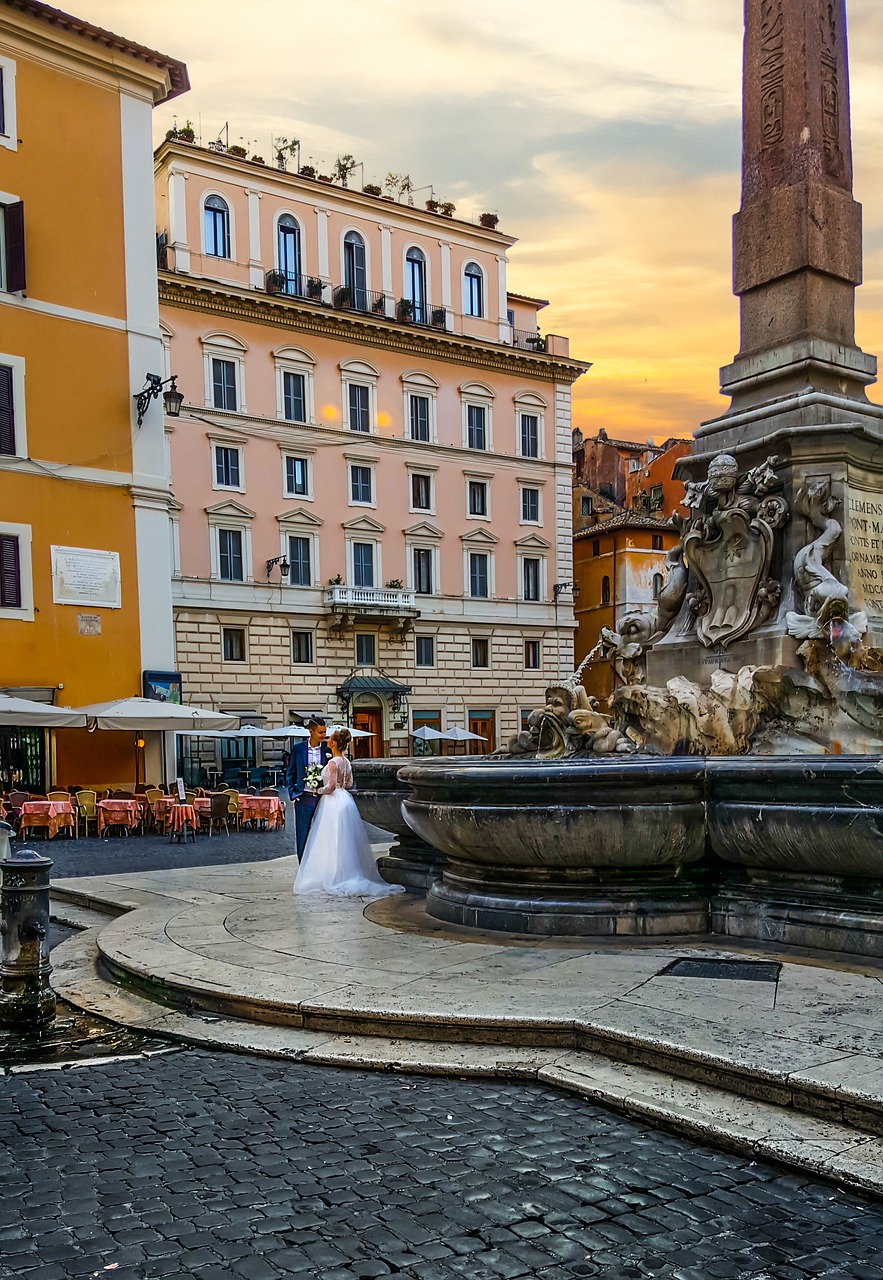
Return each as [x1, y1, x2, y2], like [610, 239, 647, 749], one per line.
[431, 307, 447, 329]
[170, 120, 195, 143]
[250, 155, 265, 165]
[333, 154, 357, 187]
[228, 144, 248, 158]
[266, 270, 286, 295]
[397, 298, 414, 323]
[306, 277, 324, 301]
[299, 164, 316, 179]
[438, 201, 456, 218]
[333, 286, 352, 309]
[385, 579, 404, 589]
[479, 212, 499, 229]
[363, 183, 382, 197]
[371, 294, 387, 315]
[425, 198, 439, 213]
[328, 574, 343, 585]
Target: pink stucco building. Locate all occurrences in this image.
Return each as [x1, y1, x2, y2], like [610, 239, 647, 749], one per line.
[154, 139, 587, 768]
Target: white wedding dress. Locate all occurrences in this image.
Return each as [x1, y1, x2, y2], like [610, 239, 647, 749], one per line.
[293, 756, 405, 897]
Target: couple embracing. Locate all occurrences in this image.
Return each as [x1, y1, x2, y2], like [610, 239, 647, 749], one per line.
[286, 717, 402, 898]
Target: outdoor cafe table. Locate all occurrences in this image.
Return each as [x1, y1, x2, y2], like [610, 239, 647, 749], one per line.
[97, 799, 141, 835]
[238, 795, 284, 830]
[167, 804, 197, 840]
[19, 799, 75, 839]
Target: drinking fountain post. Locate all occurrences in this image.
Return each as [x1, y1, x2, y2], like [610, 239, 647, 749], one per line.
[0, 825, 56, 1027]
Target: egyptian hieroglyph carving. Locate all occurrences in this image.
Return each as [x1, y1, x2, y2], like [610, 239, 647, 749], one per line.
[682, 453, 789, 649]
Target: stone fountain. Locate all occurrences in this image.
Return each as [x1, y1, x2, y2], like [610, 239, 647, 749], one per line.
[391, 0, 883, 957]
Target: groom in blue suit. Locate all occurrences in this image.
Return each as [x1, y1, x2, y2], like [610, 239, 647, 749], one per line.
[286, 717, 331, 861]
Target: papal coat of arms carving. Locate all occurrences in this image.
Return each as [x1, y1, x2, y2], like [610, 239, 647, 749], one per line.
[681, 454, 789, 649]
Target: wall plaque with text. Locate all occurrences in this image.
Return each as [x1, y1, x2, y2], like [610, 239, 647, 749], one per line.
[51, 546, 121, 609]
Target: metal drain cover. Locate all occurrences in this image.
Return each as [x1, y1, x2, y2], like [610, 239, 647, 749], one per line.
[659, 958, 781, 982]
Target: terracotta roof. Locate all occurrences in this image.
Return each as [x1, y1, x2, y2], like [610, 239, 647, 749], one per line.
[3, 0, 189, 101]
[507, 292, 550, 310]
[574, 510, 677, 538]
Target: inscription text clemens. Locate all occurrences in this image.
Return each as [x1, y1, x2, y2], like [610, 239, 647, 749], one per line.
[847, 490, 883, 613]
[760, 0, 785, 148]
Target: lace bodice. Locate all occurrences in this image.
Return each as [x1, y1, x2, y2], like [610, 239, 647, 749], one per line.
[320, 755, 353, 793]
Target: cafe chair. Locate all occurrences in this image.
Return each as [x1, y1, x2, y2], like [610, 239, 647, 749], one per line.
[75, 790, 99, 839]
[199, 792, 230, 838]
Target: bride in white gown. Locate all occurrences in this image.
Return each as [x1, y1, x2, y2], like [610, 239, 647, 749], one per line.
[293, 729, 405, 897]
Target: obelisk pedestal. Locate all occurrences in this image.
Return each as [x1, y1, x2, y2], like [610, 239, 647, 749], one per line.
[649, 0, 883, 688]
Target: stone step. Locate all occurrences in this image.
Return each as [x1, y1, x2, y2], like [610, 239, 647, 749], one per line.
[50, 928, 883, 1200]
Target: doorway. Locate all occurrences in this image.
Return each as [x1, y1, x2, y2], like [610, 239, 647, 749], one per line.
[353, 707, 383, 758]
[467, 710, 495, 755]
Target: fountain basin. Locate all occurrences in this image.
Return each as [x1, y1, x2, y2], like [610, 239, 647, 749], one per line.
[351, 757, 447, 889]
[399, 758, 708, 936]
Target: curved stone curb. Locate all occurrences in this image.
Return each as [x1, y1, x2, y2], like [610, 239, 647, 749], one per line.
[50, 927, 883, 1202]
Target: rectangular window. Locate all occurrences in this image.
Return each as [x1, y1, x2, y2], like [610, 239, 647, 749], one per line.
[415, 635, 435, 667]
[650, 484, 664, 511]
[468, 481, 488, 517]
[284, 455, 310, 497]
[291, 631, 313, 664]
[0, 67, 6, 138]
[409, 394, 430, 442]
[471, 637, 489, 668]
[0, 533, 21, 608]
[0, 364, 15, 456]
[469, 552, 489, 599]
[214, 445, 241, 489]
[218, 528, 244, 581]
[524, 639, 541, 670]
[348, 383, 370, 432]
[467, 404, 486, 450]
[411, 473, 432, 511]
[350, 465, 373, 504]
[222, 626, 246, 662]
[283, 370, 307, 423]
[522, 557, 541, 601]
[413, 547, 433, 595]
[355, 633, 376, 666]
[212, 358, 237, 411]
[353, 542, 374, 588]
[652, 533, 664, 551]
[520, 413, 539, 458]
[581, 496, 593, 517]
[521, 487, 540, 522]
[288, 535, 312, 587]
[592, 539, 600, 557]
[1, 201, 25, 293]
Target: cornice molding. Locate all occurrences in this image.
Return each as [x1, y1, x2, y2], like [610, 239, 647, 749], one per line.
[158, 274, 589, 385]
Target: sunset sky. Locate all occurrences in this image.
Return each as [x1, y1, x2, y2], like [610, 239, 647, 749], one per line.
[79, 0, 883, 443]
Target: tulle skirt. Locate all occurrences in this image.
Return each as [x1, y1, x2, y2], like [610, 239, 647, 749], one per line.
[293, 789, 405, 897]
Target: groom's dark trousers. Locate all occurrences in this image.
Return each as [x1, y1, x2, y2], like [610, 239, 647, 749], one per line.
[286, 740, 330, 861]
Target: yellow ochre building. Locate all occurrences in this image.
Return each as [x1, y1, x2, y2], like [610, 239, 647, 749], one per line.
[0, 1, 187, 787]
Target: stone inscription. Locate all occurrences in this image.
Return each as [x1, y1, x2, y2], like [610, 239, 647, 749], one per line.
[819, 0, 841, 162]
[847, 490, 883, 613]
[51, 546, 121, 610]
[760, 0, 785, 148]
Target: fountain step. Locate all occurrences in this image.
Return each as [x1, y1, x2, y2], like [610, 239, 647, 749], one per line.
[50, 927, 883, 1200]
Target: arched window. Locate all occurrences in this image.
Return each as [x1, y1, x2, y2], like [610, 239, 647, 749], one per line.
[405, 246, 427, 323]
[343, 231, 367, 310]
[652, 573, 664, 601]
[277, 215, 301, 295]
[464, 261, 484, 317]
[601, 575, 611, 605]
[204, 195, 230, 259]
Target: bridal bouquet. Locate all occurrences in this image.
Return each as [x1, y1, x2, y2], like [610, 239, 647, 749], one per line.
[304, 764, 324, 792]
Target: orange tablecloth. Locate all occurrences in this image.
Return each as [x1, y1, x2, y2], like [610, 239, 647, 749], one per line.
[97, 799, 141, 834]
[20, 800, 75, 838]
[168, 804, 197, 834]
[238, 796, 284, 829]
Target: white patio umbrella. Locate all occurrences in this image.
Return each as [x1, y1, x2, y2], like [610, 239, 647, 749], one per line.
[0, 694, 87, 728]
[76, 698, 237, 731]
[411, 726, 445, 741]
[326, 723, 374, 738]
[440, 726, 487, 742]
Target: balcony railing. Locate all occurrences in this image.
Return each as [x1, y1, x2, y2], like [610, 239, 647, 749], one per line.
[331, 285, 389, 316]
[324, 584, 418, 614]
[265, 269, 326, 302]
[510, 327, 546, 352]
[399, 299, 448, 329]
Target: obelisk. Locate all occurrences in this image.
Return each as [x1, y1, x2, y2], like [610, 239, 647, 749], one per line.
[699, 0, 881, 441]
[648, 0, 883, 688]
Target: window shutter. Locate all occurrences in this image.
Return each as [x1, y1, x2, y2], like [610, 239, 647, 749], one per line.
[4, 202, 25, 293]
[0, 534, 21, 608]
[0, 365, 14, 455]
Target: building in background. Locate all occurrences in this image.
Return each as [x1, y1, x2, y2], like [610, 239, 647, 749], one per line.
[155, 139, 588, 770]
[572, 513, 679, 703]
[0, 1, 187, 788]
[572, 429, 689, 526]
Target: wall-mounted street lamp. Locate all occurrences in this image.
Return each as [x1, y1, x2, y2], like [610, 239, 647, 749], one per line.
[553, 581, 579, 600]
[266, 555, 290, 581]
[134, 374, 184, 426]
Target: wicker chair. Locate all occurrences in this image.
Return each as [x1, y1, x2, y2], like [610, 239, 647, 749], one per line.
[223, 789, 240, 831]
[75, 790, 99, 838]
[199, 791, 230, 838]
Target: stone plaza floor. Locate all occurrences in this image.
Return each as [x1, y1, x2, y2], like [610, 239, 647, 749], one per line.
[6, 1044, 883, 1280]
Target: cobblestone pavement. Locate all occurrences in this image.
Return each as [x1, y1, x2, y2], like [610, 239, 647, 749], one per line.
[41, 827, 291, 879]
[4, 1049, 883, 1280]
